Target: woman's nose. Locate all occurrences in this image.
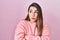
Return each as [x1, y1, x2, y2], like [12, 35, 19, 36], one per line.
[32, 13, 35, 17]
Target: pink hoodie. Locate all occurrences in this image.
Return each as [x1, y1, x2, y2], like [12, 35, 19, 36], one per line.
[14, 20, 50, 40]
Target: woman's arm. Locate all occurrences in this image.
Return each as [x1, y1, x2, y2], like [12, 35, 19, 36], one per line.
[14, 20, 40, 40]
[14, 20, 49, 40]
[25, 34, 41, 40]
[25, 25, 50, 40]
[41, 25, 50, 40]
[14, 21, 26, 40]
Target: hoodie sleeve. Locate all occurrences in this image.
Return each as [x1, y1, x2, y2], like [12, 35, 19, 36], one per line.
[14, 20, 26, 40]
[40, 25, 50, 40]
[14, 20, 40, 40]
[24, 25, 50, 40]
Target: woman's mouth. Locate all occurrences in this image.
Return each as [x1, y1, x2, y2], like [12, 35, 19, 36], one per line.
[32, 18, 36, 20]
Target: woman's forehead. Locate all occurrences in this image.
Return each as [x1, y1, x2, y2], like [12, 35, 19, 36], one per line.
[29, 6, 37, 11]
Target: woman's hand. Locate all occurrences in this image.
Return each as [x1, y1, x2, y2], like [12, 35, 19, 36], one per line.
[25, 34, 40, 40]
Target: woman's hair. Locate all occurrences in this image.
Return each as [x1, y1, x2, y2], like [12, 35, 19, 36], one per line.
[25, 2, 43, 36]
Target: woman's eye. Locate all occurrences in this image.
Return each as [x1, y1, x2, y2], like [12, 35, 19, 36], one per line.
[29, 10, 32, 13]
[34, 11, 38, 13]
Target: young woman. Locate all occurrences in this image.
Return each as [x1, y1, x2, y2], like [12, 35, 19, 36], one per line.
[14, 2, 50, 40]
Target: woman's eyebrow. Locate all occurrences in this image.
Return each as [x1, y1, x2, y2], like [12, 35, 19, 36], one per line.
[35, 10, 38, 12]
[29, 9, 32, 11]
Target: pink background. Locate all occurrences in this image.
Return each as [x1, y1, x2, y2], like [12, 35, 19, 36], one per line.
[0, 0, 60, 40]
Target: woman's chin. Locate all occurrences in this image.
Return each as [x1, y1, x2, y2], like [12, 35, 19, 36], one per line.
[30, 20, 36, 22]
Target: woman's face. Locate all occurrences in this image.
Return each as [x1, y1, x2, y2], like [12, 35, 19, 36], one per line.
[29, 6, 38, 22]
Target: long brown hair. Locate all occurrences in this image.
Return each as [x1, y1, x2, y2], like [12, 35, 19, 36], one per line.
[25, 2, 43, 36]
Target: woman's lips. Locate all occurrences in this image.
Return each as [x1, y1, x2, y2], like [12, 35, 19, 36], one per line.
[32, 18, 36, 20]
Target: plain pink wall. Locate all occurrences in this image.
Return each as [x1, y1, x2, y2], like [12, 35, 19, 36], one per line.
[0, 0, 60, 40]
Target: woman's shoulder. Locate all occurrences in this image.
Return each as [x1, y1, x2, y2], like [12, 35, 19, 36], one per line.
[17, 19, 28, 25]
[43, 24, 48, 27]
[43, 24, 48, 29]
[18, 19, 27, 23]
[16, 19, 28, 29]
